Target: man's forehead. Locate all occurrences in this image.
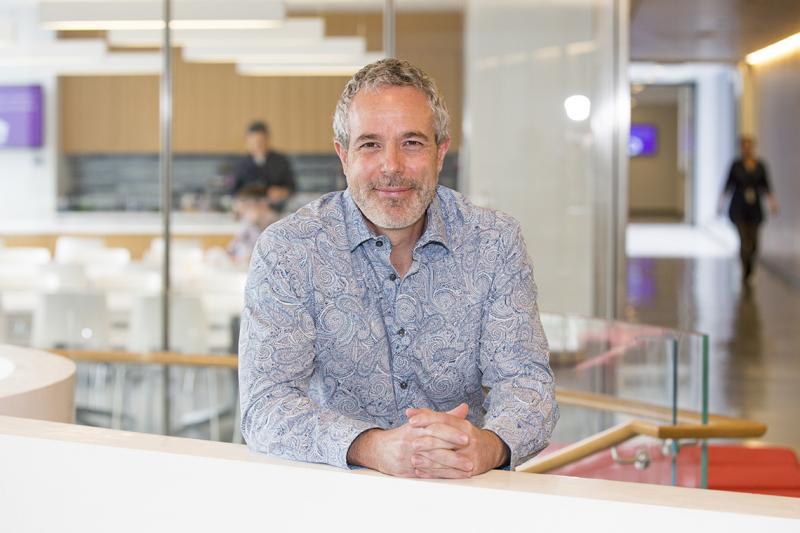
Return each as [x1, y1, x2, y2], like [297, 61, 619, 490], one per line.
[348, 85, 433, 130]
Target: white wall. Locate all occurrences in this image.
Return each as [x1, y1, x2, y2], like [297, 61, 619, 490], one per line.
[749, 51, 800, 284]
[0, 5, 59, 223]
[463, 0, 626, 316]
[695, 67, 737, 225]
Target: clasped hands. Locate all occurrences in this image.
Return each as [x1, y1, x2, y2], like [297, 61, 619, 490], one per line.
[347, 403, 509, 479]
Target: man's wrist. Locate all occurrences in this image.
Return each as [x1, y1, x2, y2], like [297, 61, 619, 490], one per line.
[346, 428, 382, 468]
[483, 429, 511, 469]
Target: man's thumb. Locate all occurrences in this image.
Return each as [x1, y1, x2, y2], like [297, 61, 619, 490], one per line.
[447, 402, 469, 419]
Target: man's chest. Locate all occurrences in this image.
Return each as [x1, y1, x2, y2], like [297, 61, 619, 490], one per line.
[302, 248, 492, 412]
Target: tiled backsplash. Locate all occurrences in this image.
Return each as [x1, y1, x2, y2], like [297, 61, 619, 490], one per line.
[60, 153, 459, 212]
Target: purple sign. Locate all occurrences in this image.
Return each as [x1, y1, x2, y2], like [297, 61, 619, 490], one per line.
[629, 123, 657, 157]
[0, 85, 44, 148]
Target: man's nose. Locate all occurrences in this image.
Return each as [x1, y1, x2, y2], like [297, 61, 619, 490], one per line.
[381, 144, 402, 174]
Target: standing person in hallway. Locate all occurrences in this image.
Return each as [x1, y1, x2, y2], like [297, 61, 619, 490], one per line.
[238, 59, 558, 478]
[720, 136, 779, 285]
[232, 120, 296, 212]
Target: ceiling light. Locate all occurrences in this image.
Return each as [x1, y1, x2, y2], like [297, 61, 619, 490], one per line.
[745, 32, 800, 65]
[564, 95, 591, 121]
[238, 53, 384, 76]
[40, 1, 284, 31]
[183, 37, 366, 64]
[107, 19, 324, 48]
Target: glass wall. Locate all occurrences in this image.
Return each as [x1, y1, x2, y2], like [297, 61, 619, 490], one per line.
[462, 0, 628, 317]
[2, 1, 631, 445]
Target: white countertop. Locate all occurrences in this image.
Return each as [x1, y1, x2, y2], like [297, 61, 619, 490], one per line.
[0, 345, 75, 423]
[0, 414, 798, 532]
[0, 211, 241, 235]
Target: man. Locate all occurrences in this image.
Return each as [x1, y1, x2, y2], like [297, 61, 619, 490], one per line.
[232, 120, 296, 211]
[239, 59, 558, 478]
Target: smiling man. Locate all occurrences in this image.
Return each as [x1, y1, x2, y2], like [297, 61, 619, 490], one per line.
[239, 59, 558, 478]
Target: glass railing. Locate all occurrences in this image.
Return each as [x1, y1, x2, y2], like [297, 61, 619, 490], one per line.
[541, 312, 710, 488]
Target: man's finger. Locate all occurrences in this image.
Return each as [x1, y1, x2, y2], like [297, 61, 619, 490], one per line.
[411, 435, 463, 453]
[408, 411, 470, 433]
[418, 422, 469, 446]
[414, 467, 472, 480]
[414, 450, 473, 472]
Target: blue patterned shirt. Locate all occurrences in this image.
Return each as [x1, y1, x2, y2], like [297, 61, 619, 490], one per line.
[239, 186, 558, 469]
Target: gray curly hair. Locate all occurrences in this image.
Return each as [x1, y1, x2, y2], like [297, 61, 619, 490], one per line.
[333, 58, 450, 149]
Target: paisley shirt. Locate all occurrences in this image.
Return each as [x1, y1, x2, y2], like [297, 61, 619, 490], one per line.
[239, 186, 558, 469]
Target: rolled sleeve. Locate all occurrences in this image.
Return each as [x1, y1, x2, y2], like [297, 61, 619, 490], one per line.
[238, 229, 378, 469]
[479, 222, 559, 468]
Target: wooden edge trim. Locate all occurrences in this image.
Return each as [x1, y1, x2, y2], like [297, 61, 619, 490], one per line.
[50, 349, 238, 369]
[556, 388, 706, 422]
[515, 421, 638, 473]
[50, 349, 767, 441]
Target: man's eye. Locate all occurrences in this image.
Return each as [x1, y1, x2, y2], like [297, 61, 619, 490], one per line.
[404, 140, 424, 147]
[360, 142, 379, 149]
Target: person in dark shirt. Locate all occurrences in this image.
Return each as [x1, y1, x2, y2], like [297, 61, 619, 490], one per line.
[719, 136, 779, 285]
[232, 121, 296, 212]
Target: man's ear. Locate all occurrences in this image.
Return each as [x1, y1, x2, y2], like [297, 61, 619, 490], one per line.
[436, 137, 451, 173]
[334, 141, 349, 175]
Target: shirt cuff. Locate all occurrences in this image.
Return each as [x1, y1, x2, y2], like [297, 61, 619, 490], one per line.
[483, 415, 544, 469]
[334, 420, 382, 470]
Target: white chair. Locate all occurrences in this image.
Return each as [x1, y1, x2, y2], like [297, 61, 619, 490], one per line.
[29, 290, 123, 427]
[41, 264, 90, 291]
[54, 236, 104, 264]
[0, 247, 51, 266]
[126, 292, 220, 436]
[189, 267, 247, 352]
[71, 247, 131, 268]
[31, 290, 110, 350]
[144, 238, 203, 264]
[128, 293, 208, 354]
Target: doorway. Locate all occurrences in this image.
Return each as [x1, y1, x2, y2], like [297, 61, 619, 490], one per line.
[628, 83, 695, 223]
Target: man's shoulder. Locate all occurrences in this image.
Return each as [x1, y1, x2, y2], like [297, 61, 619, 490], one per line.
[437, 186, 522, 239]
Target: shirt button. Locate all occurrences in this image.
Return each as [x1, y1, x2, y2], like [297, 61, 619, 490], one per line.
[389, 273, 397, 281]
[397, 328, 405, 336]
[399, 381, 408, 390]
[375, 240, 383, 247]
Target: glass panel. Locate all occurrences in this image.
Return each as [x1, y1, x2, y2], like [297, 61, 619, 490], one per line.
[543, 312, 710, 487]
[0, 3, 165, 431]
[462, 0, 626, 317]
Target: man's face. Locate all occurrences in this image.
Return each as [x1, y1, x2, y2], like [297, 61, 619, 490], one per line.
[335, 85, 450, 230]
[246, 132, 269, 156]
[741, 139, 755, 158]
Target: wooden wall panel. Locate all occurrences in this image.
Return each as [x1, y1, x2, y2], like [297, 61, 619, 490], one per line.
[59, 12, 463, 155]
[60, 75, 159, 153]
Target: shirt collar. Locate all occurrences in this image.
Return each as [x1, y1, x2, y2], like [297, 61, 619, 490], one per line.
[342, 188, 450, 253]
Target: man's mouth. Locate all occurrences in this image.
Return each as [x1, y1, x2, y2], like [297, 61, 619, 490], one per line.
[374, 186, 414, 197]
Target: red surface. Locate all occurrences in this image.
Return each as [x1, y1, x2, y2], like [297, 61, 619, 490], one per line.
[541, 442, 800, 498]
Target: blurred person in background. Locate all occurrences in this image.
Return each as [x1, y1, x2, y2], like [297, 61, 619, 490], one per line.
[719, 136, 780, 287]
[228, 184, 277, 265]
[232, 121, 296, 212]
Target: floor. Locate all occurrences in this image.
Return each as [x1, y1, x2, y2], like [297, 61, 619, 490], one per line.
[625, 224, 800, 452]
